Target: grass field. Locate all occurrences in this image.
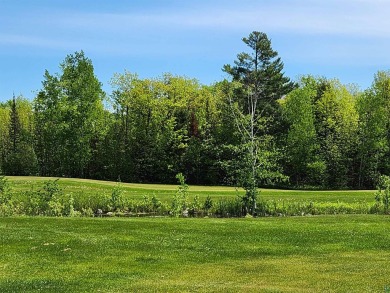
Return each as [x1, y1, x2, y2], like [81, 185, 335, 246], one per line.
[1, 177, 388, 291]
[1, 215, 390, 292]
[6, 176, 376, 204]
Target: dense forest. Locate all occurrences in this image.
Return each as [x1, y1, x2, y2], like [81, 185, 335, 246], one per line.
[1, 32, 390, 190]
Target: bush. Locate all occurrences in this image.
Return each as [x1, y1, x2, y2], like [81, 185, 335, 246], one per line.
[151, 194, 162, 213]
[189, 195, 201, 216]
[374, 175, 390, 214]
[47, 195, 64, 216]
[0, 176, 11, 205]
[110, 183, 124, 211]
[0, 176, 14, 217]
[21, 189, 42, 216]
[203, 195, 213, 214]
[170, 173, 189, 217]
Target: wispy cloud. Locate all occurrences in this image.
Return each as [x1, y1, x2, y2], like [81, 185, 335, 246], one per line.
[2, 0, 390, 54]
[0, 33, 79, 50]
[43, 1, 390, 37]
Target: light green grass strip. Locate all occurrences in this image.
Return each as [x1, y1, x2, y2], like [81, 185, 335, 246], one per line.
[6, 176, 376, 204]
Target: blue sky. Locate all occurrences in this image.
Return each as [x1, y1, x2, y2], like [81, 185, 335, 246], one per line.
[1, 0, 390, 102]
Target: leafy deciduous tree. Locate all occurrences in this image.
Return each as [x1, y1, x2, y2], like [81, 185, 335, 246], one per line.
[34, 51, 105, 178]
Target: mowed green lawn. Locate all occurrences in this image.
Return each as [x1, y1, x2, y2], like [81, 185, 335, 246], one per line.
[1, 215, 390, 292]
[6, 176, 376, 204]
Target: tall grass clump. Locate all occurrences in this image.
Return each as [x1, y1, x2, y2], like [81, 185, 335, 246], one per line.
[212, 197, 244, 217]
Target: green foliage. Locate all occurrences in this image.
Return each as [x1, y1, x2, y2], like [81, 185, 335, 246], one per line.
[0, 176, 13, 216]
[39, 179, 65, 216]
[356, 71, 390, 188]
[188, 195, 201, 216]
[6, 179, 78, 217]
[3, 143, 38, 176]
[373, 175, 390, 214]
[41, 179, 62, 201]
[315, 80, 359, 188]
[306, 160, 327, 187]
[2, 96, 38, 176]
[255, 199, 371, 216]
[203, 195, 213, 212]
[34, 51, 105, 178]
[0, 177, 388, 217]
[110, 182, 124, 211]
[223, 31, 296, 214]
[0, 176, 11, 199]
[0, 106, 10, 174]
[170, 173, 189, 217]
[3, 46, 390, 190]
[123, 197, 169, 215]
[223, 31, 296, 108]
[21, 189, 41, 216]
[46, 194, 64, 217]
[150, 194, 162, 213]
[283, 76, 318, 185]
[283, 76, 359, 188]
[213, 197, 244, 217]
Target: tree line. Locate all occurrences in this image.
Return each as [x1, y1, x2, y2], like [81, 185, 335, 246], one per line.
[1, 32, 390, 190]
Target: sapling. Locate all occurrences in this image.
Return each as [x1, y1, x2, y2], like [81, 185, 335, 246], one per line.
[171, 173, 189, 217]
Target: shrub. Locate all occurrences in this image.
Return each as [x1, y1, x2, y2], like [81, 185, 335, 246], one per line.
[41, 179, 62, 202]
[39, 179, 63, 214]
[203, 195, 213, 214]
[189, 195, 201, 216]
[110, 183, 124, 211]
[21, 189, 42, 216]
[0, 176, 11, 205]
[47, 195, 64, 216]
[151, 194, 162, 213]
[141, 195, 152, 213]
[0, 203, 14, 216]
[81, 207, 94, 217]
[170, 173, 189, 217]
[374, 175, 390, 214]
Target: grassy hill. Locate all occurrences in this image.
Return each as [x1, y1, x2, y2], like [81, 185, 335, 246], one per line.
[6, 176, 376, 204]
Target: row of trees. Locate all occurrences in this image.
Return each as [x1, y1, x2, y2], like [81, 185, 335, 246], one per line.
[1, 32, 390, 191]
[284, 73, 390, 189]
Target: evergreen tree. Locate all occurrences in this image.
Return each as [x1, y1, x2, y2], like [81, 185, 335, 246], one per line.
[4, 96, 37, 175]
[223, 31, 295, 214]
